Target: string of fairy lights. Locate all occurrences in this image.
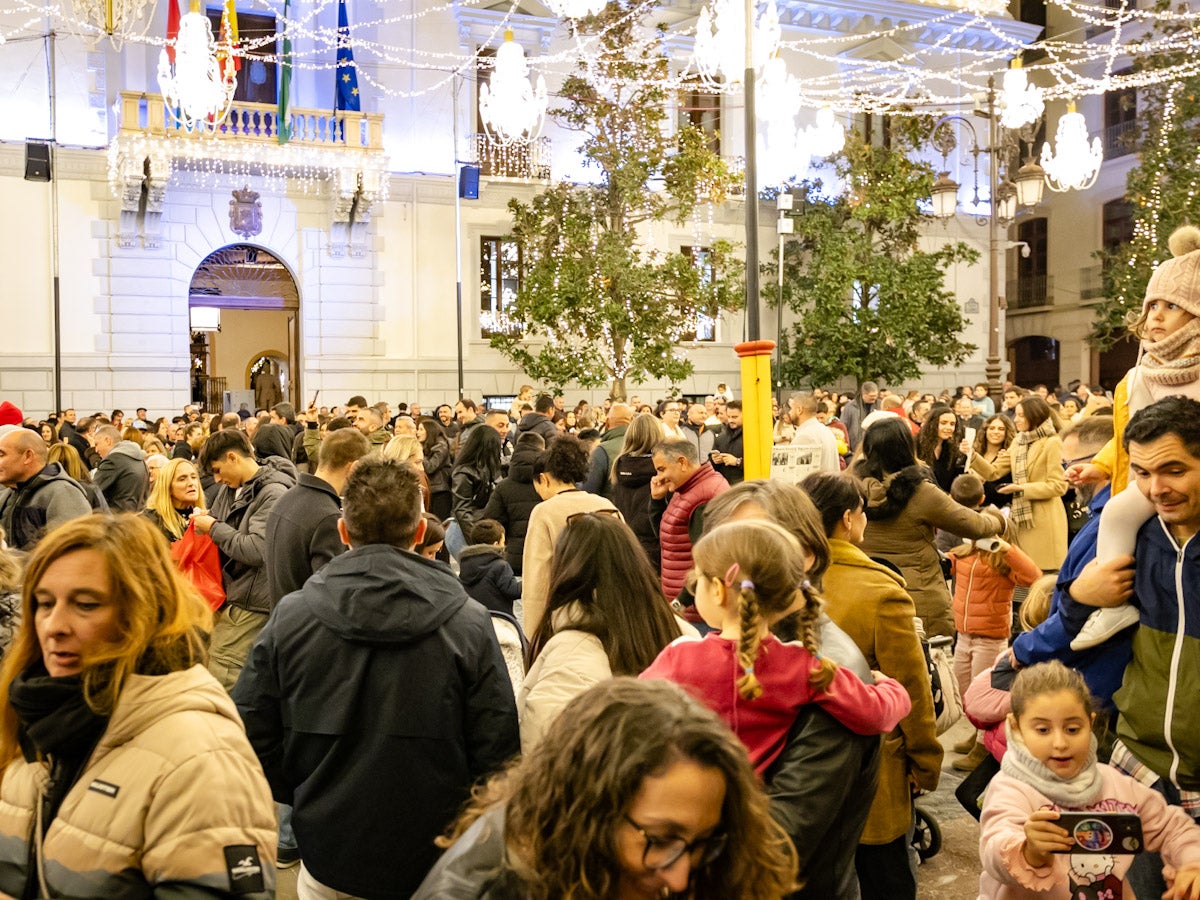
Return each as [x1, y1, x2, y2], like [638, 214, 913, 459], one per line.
[7, 0, 1200, 116]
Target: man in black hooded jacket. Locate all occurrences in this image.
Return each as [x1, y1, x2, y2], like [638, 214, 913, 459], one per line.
[234, 458, 518, 898]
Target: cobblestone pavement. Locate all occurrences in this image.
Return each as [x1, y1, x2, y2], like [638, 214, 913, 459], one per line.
[276, 717, 988, 899]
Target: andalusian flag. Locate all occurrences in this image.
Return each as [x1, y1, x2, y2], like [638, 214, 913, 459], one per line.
[217, 0, 240, 83]
[277, 0, 292, 143]
[335, 0, 360, 112]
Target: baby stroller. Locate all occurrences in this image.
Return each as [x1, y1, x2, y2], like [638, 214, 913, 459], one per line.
[909, 626, 959, 863]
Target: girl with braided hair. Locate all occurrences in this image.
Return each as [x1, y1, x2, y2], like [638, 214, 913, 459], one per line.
[640, 519, 912, 775]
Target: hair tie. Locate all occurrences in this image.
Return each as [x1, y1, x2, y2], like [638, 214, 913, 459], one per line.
[799, 579, 812, 592]
[723, 563, 741, 586]
[740, 579, 755, 592]
[743, 665, 755, 676]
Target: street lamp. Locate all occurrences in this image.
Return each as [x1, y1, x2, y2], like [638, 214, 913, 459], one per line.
[929, 75, 1046, 400]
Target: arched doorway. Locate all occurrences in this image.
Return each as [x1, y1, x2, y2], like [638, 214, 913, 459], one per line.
[188, 244, 301, 413]
[1008, 335, 1061, 390]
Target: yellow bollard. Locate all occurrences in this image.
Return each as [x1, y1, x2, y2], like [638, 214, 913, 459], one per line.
[734, 340, 775, 481]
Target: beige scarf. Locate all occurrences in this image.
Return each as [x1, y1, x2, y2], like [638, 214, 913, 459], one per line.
[1141, 316, 1200, 386]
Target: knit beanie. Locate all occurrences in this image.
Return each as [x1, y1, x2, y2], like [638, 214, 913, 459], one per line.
[1144, 225, 1200, 318]
[0, 401, 22, 427]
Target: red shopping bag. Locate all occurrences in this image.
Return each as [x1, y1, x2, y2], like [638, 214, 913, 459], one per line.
[170, 521, 226, 611]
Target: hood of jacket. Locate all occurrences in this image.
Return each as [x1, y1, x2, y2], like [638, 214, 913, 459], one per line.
[107, 440, 146, 462]
[101, 665, 240, 752]
[507, 442, 542, 484]
[861, 464, 929, 521]
[300, 544, 469, 645]
[615, 452, 656, 488]
[458, 545, 506, 587]
[256, 454, 299, 488]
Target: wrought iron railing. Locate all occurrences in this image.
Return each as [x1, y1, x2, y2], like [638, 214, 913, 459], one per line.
[1102, 119, 1138, 158]
[1006, 275, 1054, 310]
[467, 133, 551, 181]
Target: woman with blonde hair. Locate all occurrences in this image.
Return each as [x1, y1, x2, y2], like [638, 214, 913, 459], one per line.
[415, 678, 798, 900]
[0, 515, 276, 897]
[46, 442, 107, 512]
[384, 434, 431, 509]
[142, 457, 205, 543]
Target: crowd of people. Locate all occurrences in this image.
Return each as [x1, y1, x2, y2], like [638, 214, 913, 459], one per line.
[0, 229, 1198, 898]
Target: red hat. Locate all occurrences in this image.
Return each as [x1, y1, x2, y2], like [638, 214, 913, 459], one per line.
[0, 402, 22, 427]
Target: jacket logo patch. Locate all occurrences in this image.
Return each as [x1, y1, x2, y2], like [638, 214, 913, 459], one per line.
[87, 779, 119, 798]
[223, 845, 265, 894]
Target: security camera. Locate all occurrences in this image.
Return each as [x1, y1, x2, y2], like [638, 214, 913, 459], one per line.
[1017, 242, 1031, 259]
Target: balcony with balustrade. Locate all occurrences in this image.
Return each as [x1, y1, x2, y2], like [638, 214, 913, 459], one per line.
[466, 133, 551, 182]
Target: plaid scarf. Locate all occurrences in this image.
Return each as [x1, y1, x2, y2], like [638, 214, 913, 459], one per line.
[1010, 419, 1057, 529]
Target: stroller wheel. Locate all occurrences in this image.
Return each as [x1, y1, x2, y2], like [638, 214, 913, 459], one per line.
[912, 804, 942, 861]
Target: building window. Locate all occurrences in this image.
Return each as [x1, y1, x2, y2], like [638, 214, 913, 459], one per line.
[680, 246, 718, 342]
[1103, 74, 1137, 158]
[204, 9, 277, 106]
[851, 110, 891, 149]
[680, 81, 721, 155]
[480, 236, 522, 336]
[1011, 216, 1049, 309]
[1102, 198, 1134, 254]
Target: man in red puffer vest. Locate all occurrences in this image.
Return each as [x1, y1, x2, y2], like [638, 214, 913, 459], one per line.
[649, 437, 729, 622]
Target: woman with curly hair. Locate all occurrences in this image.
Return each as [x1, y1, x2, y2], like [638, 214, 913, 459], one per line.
[414, 677, 798, 900]
[0, 515, 276, 897]
[915, 404, 964, 493]
[963, 413, 1016, 508]
[521, 433, 617, 634]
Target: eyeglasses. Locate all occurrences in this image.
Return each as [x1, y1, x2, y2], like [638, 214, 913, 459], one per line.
[1063, 454, 1095, 467]
[624, 815, 728, 872]
[565, 509, 624, 525]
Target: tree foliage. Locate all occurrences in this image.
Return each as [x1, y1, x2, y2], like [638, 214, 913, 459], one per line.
[1094, 3, 1200, 349]
[488, 4, 740, 399]
[766, 122, 978, 389]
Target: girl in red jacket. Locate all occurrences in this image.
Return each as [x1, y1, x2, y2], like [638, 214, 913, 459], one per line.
[641, 519, 910, 775]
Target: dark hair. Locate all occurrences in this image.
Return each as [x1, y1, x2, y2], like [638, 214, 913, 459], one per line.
[347, 395, 368, 408]
[1062, 415, 1114, 452]
[534, 394, 555, 414]
[915, 405, 962, 465]
[458, 398, 478, 413]
[577, 428, 601, 443]
[341, 458, 424, 548]
[272, 402, 296, 423]
[454, 423, 501, 481]
[1010, 660, 1096, 721]
[198, 428, 253, 470]
[317, 427, 371, 471]
[528, 515, 680, 675]
[539, 433, 590, 484]
[416, 513, 446, 553]
[471, 518, 505, 545]
[726, 400, 742, 411]
[852, 417, 919, 480]
[326, 416, 353, 433]
[1016, 396, 1054, 431]
[950, 473, 985, 507]
[515, 431, 546, 450]
[1124, 395, 1200, 458]
[800, 473, 868, 538]
[975, 414, 1015, 453]
[418, 416, 448, 452]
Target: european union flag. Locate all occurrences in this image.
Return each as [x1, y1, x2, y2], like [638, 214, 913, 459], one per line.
[335, 0, 360, 112]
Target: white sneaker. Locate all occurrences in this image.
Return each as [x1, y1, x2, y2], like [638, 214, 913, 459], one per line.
[1070, 604, 1141, 651]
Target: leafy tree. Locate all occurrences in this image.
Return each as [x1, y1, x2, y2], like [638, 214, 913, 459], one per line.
[1094, 7, 1200, 348]
[766, 121, 978, 390]
[488, 4, 739, 400]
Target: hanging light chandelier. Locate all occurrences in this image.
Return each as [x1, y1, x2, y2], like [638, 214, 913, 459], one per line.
[1041, 102, 1103, 192]
[693, 0, 781, 84]
[157, 8, 237, 130]
[807, 105, 845, 158]
[998, 60, 1044, 130]
[756, 56, 805, 187]
[73, 0, 153, 45]
[544, 0, 607, 18]
[479, 30, 548, 144]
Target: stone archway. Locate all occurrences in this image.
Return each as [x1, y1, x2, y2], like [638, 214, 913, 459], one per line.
[188, 244, 301, 413]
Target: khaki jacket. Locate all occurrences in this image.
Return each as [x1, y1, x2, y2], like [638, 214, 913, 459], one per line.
[978, 434, 1068, 570]
[0, 665, 276, 899]
[821, 540, 943, 843]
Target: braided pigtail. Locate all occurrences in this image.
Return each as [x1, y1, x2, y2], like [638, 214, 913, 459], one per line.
[736, 581, 765, 701]
[796, 579, 838, 691]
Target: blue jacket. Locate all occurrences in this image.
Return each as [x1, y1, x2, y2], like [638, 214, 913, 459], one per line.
[1012, 486, 1133, 712]
[1113, 515, 1200, 789]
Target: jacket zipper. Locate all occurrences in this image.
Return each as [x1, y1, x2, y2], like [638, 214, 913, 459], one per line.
[1160, 521, 1192, 787]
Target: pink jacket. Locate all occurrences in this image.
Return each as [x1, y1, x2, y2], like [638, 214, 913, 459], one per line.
[979, 767, 1200, 899]
[964, 664, 1010, 761]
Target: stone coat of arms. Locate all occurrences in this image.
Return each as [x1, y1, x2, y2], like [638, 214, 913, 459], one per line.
[229, 186, 263, 239]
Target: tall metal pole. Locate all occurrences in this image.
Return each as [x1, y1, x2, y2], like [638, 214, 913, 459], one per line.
[743, 0, 759, 341]
[452, 74, 465, 400]
[47, 29, 62, 416]
[985, 76, 1002, 401]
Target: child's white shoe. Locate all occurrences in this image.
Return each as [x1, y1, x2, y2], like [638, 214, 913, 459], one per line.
[1070, 604, 1141, 651]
